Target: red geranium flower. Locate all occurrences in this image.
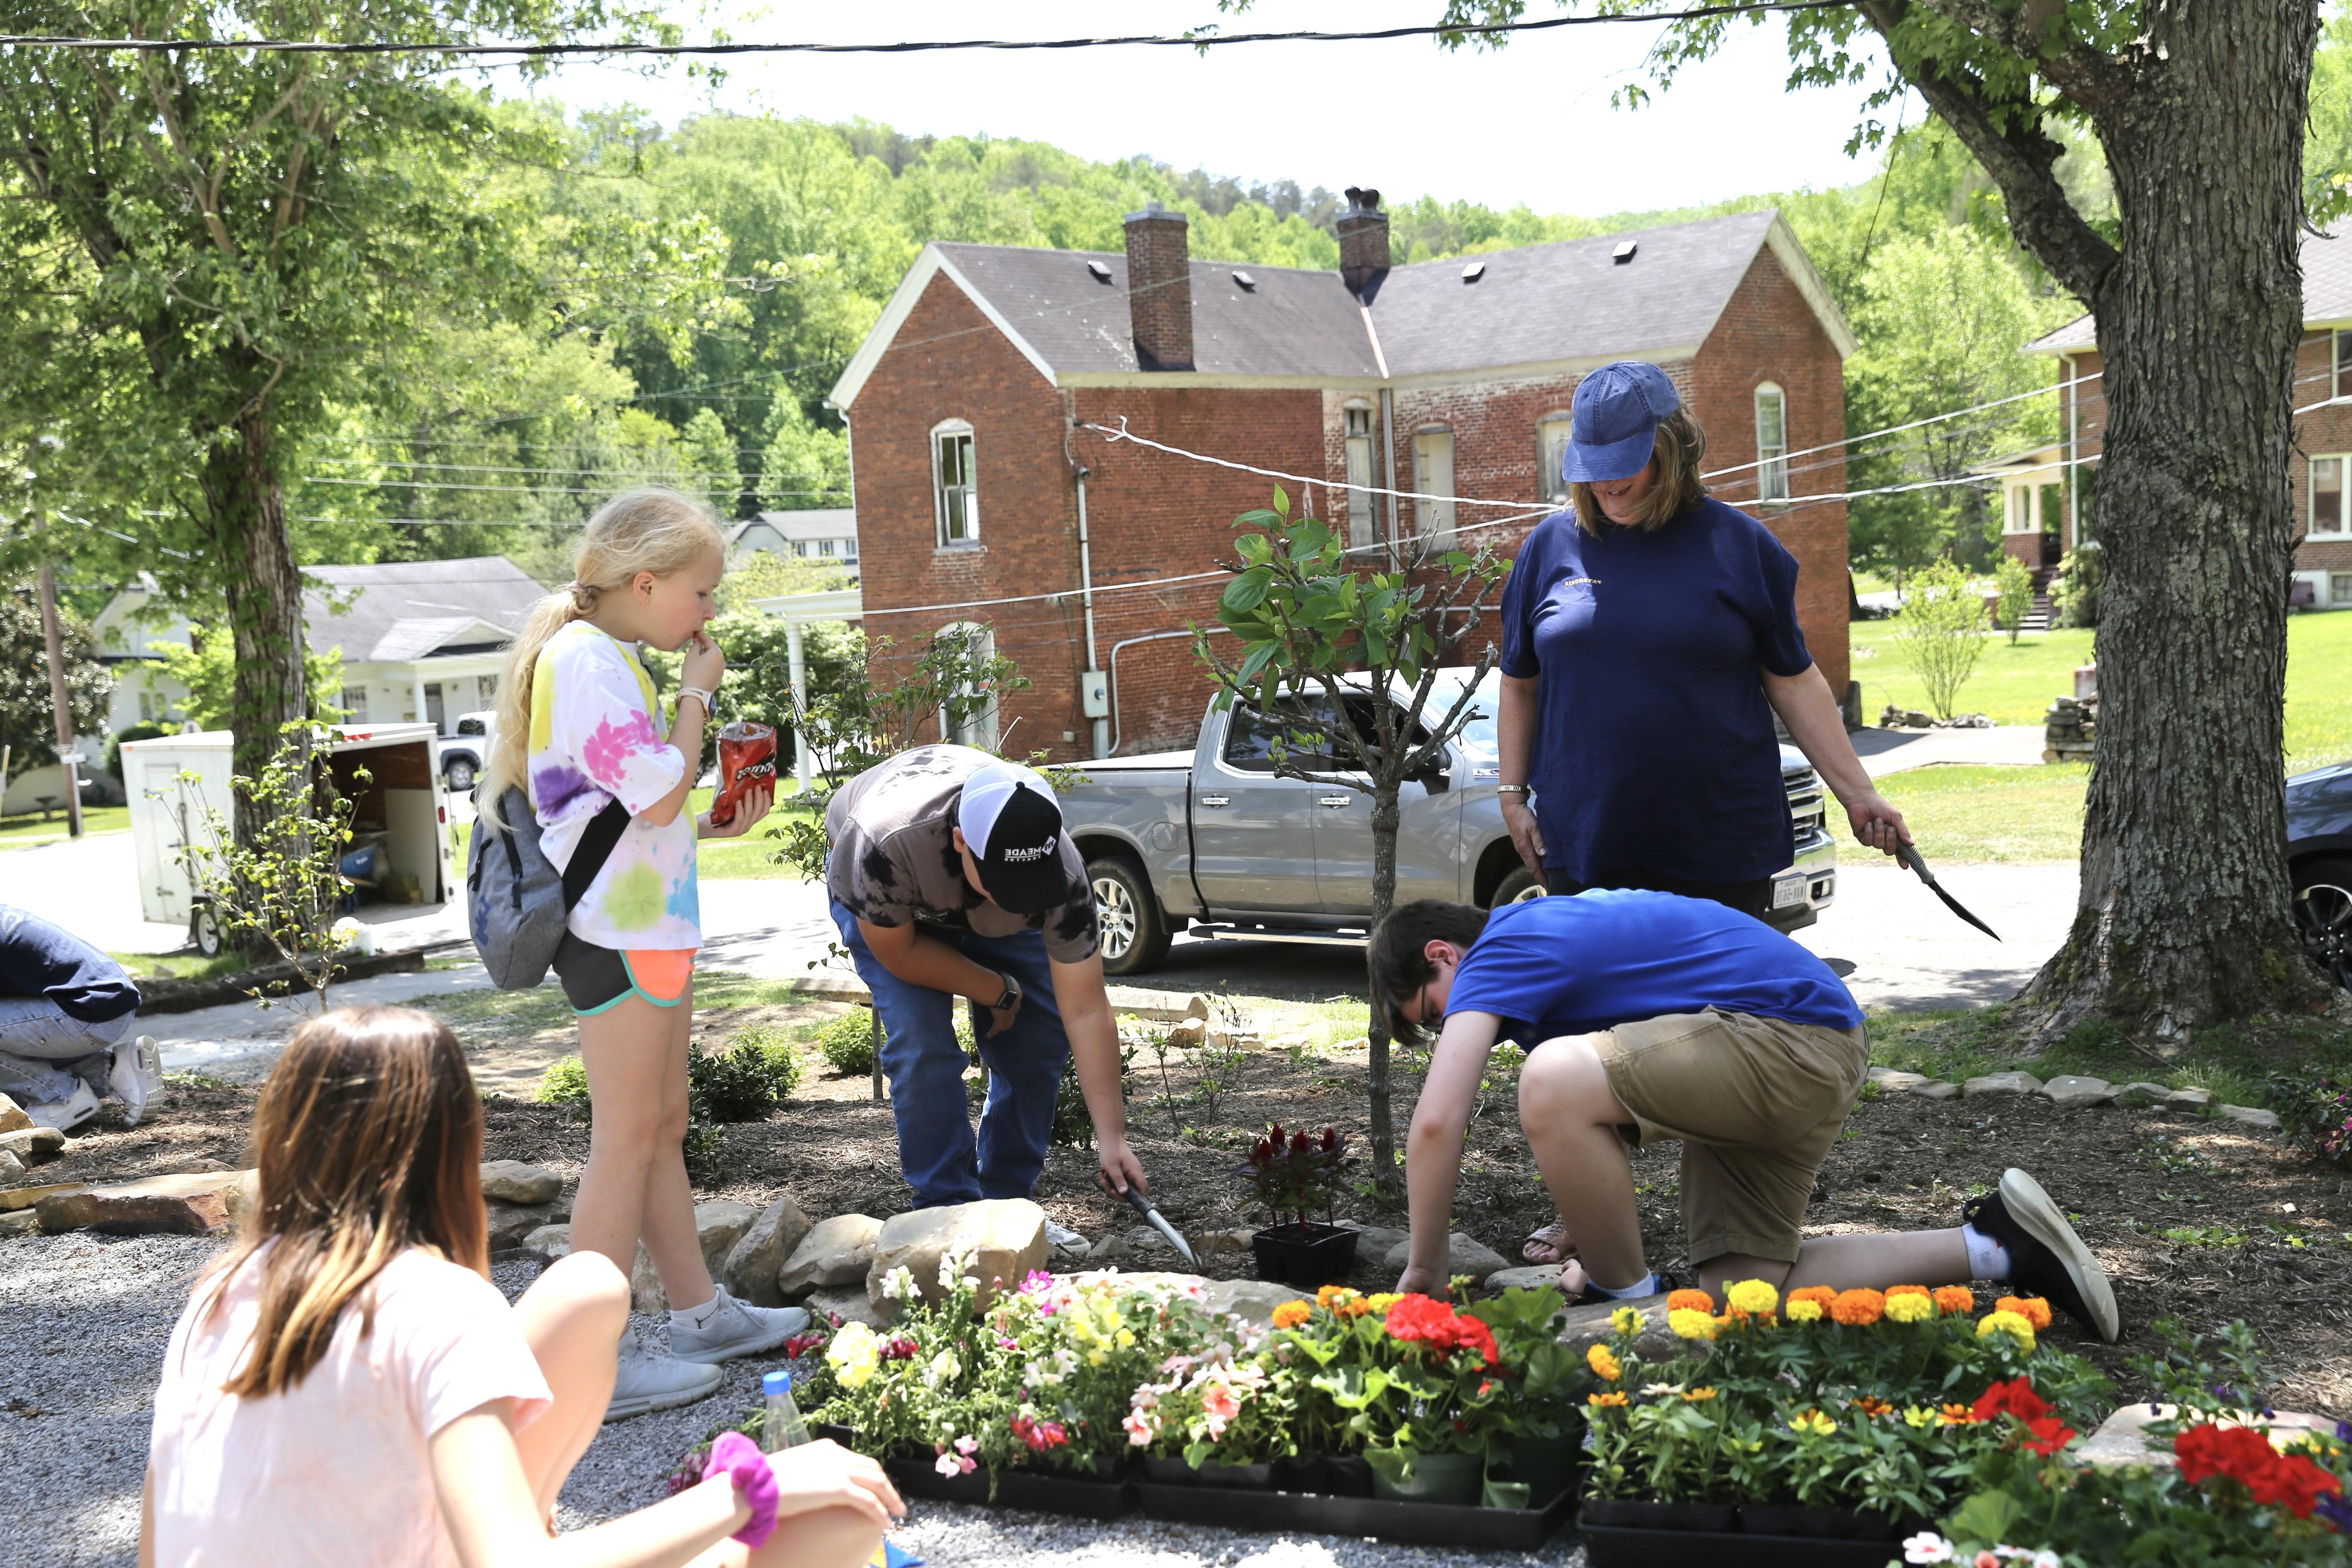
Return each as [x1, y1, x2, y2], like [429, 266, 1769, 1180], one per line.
[2177, 1424, 2344, 1519]
[1382, 1293, 1499, 1367]
[1968, 1378, 2051, 1425]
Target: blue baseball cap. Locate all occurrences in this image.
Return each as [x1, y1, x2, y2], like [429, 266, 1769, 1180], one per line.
[1560, 361, 1680, 485]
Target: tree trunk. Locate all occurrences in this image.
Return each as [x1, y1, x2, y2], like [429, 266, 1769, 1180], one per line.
[1366, 780, 1403, 1191]
[199, 408, 312, 853]
[2022, 9, 2336, 1038]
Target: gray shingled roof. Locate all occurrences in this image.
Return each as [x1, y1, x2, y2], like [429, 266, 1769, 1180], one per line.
[303, 557, 546, 664]
[922, 209, 1793, 381]
[2027, 224, 2352, 353]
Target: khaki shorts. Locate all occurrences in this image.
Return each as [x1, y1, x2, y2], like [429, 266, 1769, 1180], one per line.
[1589, 1009, 1869, 1265]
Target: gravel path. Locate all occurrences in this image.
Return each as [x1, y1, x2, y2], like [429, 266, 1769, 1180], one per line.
[2, 1235, 1580, 1568]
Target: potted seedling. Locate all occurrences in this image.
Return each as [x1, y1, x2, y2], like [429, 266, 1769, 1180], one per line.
[1239, 1123, 1358, 1288]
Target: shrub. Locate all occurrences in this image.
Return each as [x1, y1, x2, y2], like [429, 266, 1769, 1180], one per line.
[539, 1054, 591, 1117]
[1993, 553, 2034, 645]
[691, 1026, 803, 1123]
[815, 1008, 882, 1075]
[2269, 1067, 2352, 1166]
[1893, 559, 1991, 719]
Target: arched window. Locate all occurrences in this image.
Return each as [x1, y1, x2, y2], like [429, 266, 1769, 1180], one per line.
[931, 419, 977, 546]
[1536, 412, 1575, 505]
[1341, 402, 1377, 550]
[1412, 425, 1456, 548]
[1754, 384, 1788, 503]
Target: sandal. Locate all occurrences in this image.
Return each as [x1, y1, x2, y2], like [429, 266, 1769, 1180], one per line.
[1522, 1222, 1575, 1265]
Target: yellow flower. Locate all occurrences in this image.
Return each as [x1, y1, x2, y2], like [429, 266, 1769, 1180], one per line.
[1883, 1292, 1935, 1325]
[1724, 1279, 1779, 1317]
[1785, 1298, 1823, 1323]
[1668, 1308, 1718, 1341]
[1271, 1300, 1312, 1329]
[1976, 1310, 2036, 1352]
[1366, 1292, 1404, 1314]
[1587, 1344, 1622, 1381]
[1115, 1328, 1136, 1349]
[1903, 1406, 1937, 1429]
[1610, 1305, 1644, 1336]
[1682, 1386, 1718, 1403]
[1788, 1409, 1837, 1437]
[1587, 1390, 1629, 1408]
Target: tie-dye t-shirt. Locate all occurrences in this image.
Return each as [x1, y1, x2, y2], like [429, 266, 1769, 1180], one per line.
[528, 622, 700, 950]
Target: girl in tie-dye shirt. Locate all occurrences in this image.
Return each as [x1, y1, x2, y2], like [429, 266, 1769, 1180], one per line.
[477, 489, 802, 1415]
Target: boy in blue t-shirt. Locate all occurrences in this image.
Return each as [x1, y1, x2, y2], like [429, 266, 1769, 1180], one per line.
[1370, 891, 2118, 1341]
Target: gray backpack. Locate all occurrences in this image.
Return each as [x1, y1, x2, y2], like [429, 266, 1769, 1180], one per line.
[466, 787, 629, 990]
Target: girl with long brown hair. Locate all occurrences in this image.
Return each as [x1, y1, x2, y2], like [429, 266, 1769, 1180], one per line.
[141, 1006, 901, 1568]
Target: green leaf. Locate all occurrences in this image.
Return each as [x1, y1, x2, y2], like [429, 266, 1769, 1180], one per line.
[1237, 644, 1275, 685]
[1219, 570, 1272, 614]
[1272, 485, 1291, 518]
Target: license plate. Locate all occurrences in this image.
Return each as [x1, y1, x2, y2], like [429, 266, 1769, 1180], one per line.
[1771, 874, 1806, 910]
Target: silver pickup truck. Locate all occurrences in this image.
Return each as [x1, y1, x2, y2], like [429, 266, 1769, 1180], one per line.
[1061, 669, 1838, 976]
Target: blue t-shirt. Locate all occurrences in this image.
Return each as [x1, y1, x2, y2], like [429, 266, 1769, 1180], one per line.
[1442, 890, 1863, 1047]
[1498, 498, 1812, 884]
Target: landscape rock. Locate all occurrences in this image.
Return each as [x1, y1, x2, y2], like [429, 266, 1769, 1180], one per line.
[778, 1214, 883, 1297]
[1190, 1227, 1255, 1259]
[1202, 1278, 1298, 1326]
[0, 1208, 37, 1237]
[0, 1126, 65, 1161]
[1339, 1223, 1411, 1260]
[0, 1094, 30, 1134]
[1085, 1225, 1180, 1266]
[807, 1284, 891, 1330]
[1163, 1018, 1206, 1049]
[0, 1180, 86, 1213]
[1914, 1081, 1961, 1101]
[486, 1199, 568, 1251]
[1963, 1071, 2045, 1099]
[629, 1200, 762, 1315]
[1182, 993, 1212, 1021]
[0, 1148, 23, 1182]
[1556, 1295, 1677, 1362]
[1867, 1069, 1930, 1093]
[2216, 1104, 2282, 1131]
[1482, 1265, 1567, 1293]
[723, 1195, 813, 1308]
[37, 1171, 243, 1235]
[2165, 1087, 2214, 1110]
[478, 1160, 563, 1205]
[2116, 1082, 2173, 1107]
[226, 1170, 261, 1230]
[524, 1222, 572, 1257]
[2040, 1075, 2118, 1110]
[1382, 1232, 1510, 1284]
[866, 1198, 1047, 1310]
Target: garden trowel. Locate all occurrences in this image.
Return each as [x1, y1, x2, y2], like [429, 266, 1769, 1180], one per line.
[1121, 1184, 1199, 1268]
[1896, 842, 2002, 942]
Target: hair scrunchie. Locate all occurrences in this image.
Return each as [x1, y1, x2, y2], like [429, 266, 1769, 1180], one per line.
[700, 1430, 779, 1548]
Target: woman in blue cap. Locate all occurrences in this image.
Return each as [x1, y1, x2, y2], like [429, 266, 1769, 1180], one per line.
[1493, 361, 1908, 1265]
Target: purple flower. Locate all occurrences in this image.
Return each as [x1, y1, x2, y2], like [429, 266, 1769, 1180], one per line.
[2318, 1490, 2352, 1534]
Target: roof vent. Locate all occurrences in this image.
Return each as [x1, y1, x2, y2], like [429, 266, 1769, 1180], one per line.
[1461, 260, 1485, 282]
[1086, 259, 1113, 282]
[1612, 241, 1638, 265]
[1231, 269, 1256, 290]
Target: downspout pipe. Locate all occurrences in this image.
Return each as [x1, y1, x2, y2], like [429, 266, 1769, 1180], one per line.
[1106, 629, 1194, 756]
[1066, 413, 1107, 758]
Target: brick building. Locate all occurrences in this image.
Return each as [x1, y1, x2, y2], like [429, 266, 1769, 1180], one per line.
[827, 193, 1858, 760]
[1994, 226, 2352, 610]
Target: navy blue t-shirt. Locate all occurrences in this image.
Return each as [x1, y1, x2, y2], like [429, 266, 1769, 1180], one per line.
[0, 903, 140, 1023]
[1499, 498, 1812, 884]
[1443, 890, 1862, 1047]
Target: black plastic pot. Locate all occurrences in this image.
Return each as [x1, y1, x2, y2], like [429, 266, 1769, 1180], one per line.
[1741, 1504, 1856, 1539]
[1137, 1476, 1578, 1548]
[1142, 1456, 1194, 1486]
[1251, 1222, 1359, 1288]
[1485, 1433, 1580, 1504]
[880, 1456, 1131, 1519]
[1271, 1453, 1375, 1498]
[1580, 1499, 1738, 1533]
[1195, 1461, 1273, 1490]
[1582, 1502, 1920, 1568]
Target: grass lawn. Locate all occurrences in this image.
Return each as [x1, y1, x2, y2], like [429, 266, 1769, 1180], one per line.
[1877, 762, 2087, 863]
[446, 787, 819, 880]
[1849, 608, 2352, 770]
[0, 802, 128, 848]
[105, 948, 248, 984]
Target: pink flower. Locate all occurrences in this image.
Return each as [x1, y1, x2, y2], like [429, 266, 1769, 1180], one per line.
[954, 1435, 978, 1456]
[1201, 1381, 1241, 1423]
[1124, 1411, 1155, 1445]
[935, 1452, 964, 1477]
[581, 710, 661, 788]
[1973, 1553, 2001, 1568]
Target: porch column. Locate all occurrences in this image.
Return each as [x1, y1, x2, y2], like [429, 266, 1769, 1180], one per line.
[786, 619, 811, 798]
[410, 673, 429, 729]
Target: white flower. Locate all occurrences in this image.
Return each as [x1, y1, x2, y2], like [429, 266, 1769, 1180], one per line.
[2030, 1553, 2061, 1568]
[1903, 1535, 1955, 1565]
[935, 1452, 963, 1477]
[924, 1350, 962, 1387]
[881, 1265, 916, 1302]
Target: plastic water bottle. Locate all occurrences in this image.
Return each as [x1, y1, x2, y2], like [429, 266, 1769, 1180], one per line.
[761, 1367, 812, 1453]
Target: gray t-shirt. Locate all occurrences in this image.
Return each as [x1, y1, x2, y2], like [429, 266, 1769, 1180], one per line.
[825, 745, 1100, 964]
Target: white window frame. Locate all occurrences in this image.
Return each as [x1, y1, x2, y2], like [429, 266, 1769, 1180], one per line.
[931, 420, 978, 548]
[2331, 570, 2352, 608]
[1754, 383, 1789, 503]
[1412, 425, 1457, 548]
[1342, 403, 1377, 551]
[937, 621, 1000, 750]
[2334, 331, 2352, 401]
[1537, 414, 1575, 506]
[340, 684, 370, 722]
[2311, 453, 2351, 539]
[2003, 484, 2035, 535]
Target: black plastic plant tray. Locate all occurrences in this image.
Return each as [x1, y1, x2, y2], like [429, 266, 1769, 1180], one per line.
[1581, 1524, 1905, 1568]
[1132, 1479, 1579, 1550]
[880, 1458, 1131, 1521]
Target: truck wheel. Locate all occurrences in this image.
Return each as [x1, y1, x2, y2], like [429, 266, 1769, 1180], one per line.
[1089, 855, 1170, 977]
[1489, 866, 1547, 907]
[444, 757, 477, 792]
[2292, 856, 2352, 991]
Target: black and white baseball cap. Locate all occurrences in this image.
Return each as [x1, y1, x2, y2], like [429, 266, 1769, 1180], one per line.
[956, 760, 1068, 914]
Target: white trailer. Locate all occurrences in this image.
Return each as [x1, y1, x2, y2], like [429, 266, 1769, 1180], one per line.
[122, 724, 456, 955]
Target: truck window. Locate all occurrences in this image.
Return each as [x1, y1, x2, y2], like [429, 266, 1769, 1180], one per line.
[1222, 700, 1340, 773]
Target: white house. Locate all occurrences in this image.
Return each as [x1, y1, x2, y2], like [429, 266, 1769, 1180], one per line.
[728, 509, 858, 573]
[91, 556, 551, 739]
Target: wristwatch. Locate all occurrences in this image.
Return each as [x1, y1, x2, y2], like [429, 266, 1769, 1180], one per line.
[987, 971, 1023, 1011]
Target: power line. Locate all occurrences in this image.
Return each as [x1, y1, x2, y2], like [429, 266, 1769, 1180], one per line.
[0, 3, 1853, 58]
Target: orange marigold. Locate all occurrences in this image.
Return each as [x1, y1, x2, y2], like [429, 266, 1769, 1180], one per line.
[1787, 1286, 1838, 1308]
[1588, 1391, 1629, 1409]
[1886, 1284, 1930, 1299]
[1853, 1396, 1895, 1417]
[1933, 1286, 1976, 1316]
[1996, 1295, 2054, 1331]
[1271, 1300, 1312, 1329]
[1667, 1288, 1715, 1314]
[1936, 1402, 1978, 1426]
[1829, 1288, 1887, 1326]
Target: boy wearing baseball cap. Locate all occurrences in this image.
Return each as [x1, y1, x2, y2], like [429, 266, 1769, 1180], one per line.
[826, 745, 1149, 1207]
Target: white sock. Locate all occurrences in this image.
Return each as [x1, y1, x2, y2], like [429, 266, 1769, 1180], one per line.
[1962, 1223, 2011, 1281]
[671, 1289, 728, 1331]
[1591, 1271, 1659, 1300]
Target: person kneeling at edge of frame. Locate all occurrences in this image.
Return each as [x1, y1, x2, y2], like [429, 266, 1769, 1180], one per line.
[1371, 890, 2119, 1342]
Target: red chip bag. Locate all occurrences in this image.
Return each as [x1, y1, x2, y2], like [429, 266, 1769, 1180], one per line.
[711, 720, 778, 826]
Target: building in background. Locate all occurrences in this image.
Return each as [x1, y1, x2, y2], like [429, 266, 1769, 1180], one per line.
[728, 510, 859, 575]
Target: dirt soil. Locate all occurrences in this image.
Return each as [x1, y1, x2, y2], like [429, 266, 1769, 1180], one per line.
[23, 996, 2352, 1417]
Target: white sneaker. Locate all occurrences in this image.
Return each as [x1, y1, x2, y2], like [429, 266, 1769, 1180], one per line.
[668, 1286, 810, 1365]
[24, 1083, 100, 1133]
[605, 1322, 724, 1422]
[111, 1037, 161, 1128]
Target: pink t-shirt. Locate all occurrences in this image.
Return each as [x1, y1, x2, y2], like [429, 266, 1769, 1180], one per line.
[148, 1246, 553, 1568]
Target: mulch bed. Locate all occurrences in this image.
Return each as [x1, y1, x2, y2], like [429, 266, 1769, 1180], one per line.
[23, 998, 2352, 1414]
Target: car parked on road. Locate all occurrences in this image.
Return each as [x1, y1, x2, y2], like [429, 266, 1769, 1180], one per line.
[2288, 760, 2352, 989]
[435, 710, 497, 792]
[1059, 670, 1838, 976]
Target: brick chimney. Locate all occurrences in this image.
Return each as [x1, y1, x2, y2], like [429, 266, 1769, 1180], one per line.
[1337, 186, 1389, 294]
[1123, 202, 1194, 371]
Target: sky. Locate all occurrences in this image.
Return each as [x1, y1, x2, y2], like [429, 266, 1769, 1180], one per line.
[502, 0, 1923, 216]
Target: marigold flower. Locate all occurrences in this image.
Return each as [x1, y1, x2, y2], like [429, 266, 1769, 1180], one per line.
[1883, 1291, 1936, 1324]
[1586, 1344, 1622, 1381]
[1787, 1285, 1837, 1308]
[1609, 1305, 1644, 1336]
[1933, 1285, 1976, 1316]
[1682, 1386, 1718, 1403]
[1588, 1390, 1629, 1408]
[1976, 1310, 2036, 1352]
[1995, 1295, 2053, 1331]
[1886, 1283, 1930, 1299]
[1668, 1308, 1718, 1341]
[1271, 1300, 1312, 1330]
[1786, 1298, 1824, 1323]
[1830, 1288, 1886, 1326]
[1724, 1279, 1779, 1317]
[1316, 1283, 1348, 1308]
[1666, 1288, 1715, 1313]
[1366, 1292, 1403, 1314]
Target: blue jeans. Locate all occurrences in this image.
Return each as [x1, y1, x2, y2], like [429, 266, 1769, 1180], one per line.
[829, 900, 1069, 1208]
[0, 997, 132, 1103]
